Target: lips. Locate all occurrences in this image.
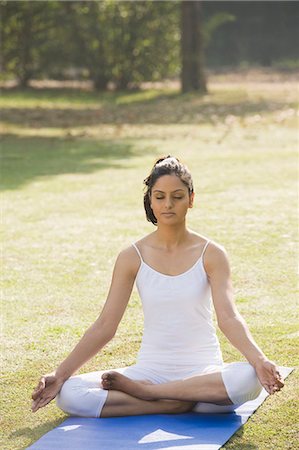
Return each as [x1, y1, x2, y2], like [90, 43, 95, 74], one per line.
[162, 213, 175, 216]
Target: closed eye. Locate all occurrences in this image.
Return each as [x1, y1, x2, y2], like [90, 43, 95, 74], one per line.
[155, 196, 184, 200]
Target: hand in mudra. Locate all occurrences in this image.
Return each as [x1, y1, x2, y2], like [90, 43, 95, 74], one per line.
[31, 373, 64, 412]
[254, 359, 284, 395]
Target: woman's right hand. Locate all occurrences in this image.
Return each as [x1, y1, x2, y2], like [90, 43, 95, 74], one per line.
[31, 373, 64, 412]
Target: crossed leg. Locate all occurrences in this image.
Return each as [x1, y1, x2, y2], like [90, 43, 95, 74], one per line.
[102, 371, 233, 405]
[101, 390, 196, 417]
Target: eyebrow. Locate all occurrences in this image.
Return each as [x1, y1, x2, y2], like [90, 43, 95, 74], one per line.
[153, 189, 185, 193]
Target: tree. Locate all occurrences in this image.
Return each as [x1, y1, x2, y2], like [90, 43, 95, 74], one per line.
[3, 1, 296, 90]
[102, 0, 180, 91]
[181, 1, 207, 93]
[0, 1, 71, 86]
[59, 1, 179, 91]
[2, 0, 180, 91]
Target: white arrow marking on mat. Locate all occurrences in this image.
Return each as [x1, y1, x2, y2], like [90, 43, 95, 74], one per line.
[59, 425, 81, 432]
[138, 428, 193, 444]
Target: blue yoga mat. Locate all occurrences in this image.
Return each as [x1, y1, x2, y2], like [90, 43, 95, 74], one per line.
[28, 367, 292, 450]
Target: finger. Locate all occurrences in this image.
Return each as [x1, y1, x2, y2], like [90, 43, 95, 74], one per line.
[32, 379, 46, 399]
[263, 384, 272, 394]
[31, 400, 40, 412]
[32, 392, 47, 412]
[274, 381, 284, 391]
[32, 396, 45, 412]
[276, 378, 284, 388]
[32, 395, 51, 412]
[273, 367, 284, 381]
[271, 371, 284, 388]
[32, 387, 44, 400]
[36, 378, 45, 389]
[32, 388, 43, 400]
[37, 396, 53, 410]
[266, 366, 282, 384]
[271, 383, 281, 394]
[276, 373, 284, 383]
[34, 399, 47, 411]
[264, 383, 277, 395]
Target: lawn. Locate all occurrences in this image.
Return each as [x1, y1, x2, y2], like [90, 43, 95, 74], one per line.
[1, 71, 298, 449]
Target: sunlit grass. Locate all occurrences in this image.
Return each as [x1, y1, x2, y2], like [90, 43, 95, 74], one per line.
[1, 73, 298, 449]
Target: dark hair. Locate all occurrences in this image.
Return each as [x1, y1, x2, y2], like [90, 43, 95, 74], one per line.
[143, 155, 194, 225]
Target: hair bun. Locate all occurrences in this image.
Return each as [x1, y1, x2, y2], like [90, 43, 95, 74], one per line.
[155, 155, 179, 166]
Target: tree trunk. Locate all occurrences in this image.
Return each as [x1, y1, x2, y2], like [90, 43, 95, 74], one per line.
[18, 6, 33, 88]
[115, 75, 131, 91]
[93, 74, 109, 91]
[18, 71, 32, 88]
[181, 1, 207, 93]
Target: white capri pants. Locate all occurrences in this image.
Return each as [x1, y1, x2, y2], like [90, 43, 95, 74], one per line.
[56, 362, 263, 418]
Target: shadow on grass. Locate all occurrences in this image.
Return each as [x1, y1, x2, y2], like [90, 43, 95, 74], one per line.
[9, 417, 66, 450]
[0, 86, 293, 128]
[0, 85, 180, 104]
[1, 134, 138, 191]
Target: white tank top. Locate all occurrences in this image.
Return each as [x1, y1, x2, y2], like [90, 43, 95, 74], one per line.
[132, 241, 223, 370]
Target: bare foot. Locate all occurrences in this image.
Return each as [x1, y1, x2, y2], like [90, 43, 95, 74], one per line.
[101, 372, 155, 400]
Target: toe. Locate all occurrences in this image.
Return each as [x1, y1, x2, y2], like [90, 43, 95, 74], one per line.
[102, 381, 110, 390]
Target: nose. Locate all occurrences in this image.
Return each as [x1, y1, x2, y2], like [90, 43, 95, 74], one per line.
[165, 196, 173, 209]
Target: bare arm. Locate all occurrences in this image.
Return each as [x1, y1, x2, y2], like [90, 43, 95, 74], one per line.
[55, 247, 138, 381]
[32, 246, 139, 411]
[205, 243, 284, 394]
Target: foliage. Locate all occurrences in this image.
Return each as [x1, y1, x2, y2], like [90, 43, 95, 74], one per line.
[0, 1, 67, 85]
[1, 1, 298, 88]
[0, 0, 180, 89]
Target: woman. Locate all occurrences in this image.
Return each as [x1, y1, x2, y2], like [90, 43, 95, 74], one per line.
[32, 156, 284, 418]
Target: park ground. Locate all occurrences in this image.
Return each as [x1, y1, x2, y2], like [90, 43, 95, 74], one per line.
[1, 69, 298, 449]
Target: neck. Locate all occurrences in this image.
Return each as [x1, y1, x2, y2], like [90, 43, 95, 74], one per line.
[154, 222, 190, 250]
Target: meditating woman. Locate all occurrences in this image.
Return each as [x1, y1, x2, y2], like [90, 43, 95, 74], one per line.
[32, 156, 284, 418]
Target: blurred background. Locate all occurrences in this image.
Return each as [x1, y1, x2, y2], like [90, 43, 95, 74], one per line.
[1, 0, 298, 91]
[1, 3, 298, 449]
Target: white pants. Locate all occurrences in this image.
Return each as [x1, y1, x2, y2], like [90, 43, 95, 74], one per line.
[56, 362, 263, 418]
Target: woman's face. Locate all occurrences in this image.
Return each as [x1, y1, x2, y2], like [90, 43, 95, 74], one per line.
[150, 174, 194, 225]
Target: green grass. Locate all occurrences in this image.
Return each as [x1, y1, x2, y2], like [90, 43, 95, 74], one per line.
[1, 73, 298, 449]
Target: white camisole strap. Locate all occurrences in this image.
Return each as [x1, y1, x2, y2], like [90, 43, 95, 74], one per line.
[201, 240, 211, 269]
[132, 243, 143, 262]
[202, 240, 210, 258]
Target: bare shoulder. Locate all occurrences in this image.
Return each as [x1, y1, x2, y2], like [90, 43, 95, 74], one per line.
[206, 240, 228, 258]
[204, 240, 230, 275]
[115, 244, 141, 278]
[189, 231, 227, 256]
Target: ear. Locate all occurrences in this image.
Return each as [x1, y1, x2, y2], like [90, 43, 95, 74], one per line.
[189, 192, 195, 208]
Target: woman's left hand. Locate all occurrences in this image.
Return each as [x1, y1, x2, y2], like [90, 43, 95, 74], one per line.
[254, 359, 284, 395]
